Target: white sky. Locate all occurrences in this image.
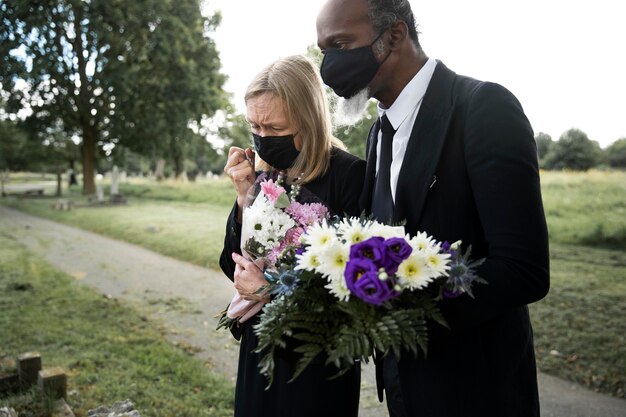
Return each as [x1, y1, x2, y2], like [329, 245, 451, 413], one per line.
[206, 0, 625, 148]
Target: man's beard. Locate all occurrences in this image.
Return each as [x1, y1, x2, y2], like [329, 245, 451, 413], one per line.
[333, 88, 371, 127]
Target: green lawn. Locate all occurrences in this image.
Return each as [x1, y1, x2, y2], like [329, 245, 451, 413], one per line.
[530, 243, 625, 398]
[0, 233, 235, 416]
[1, 170, 625, 399]
[1, 178, 235, 270]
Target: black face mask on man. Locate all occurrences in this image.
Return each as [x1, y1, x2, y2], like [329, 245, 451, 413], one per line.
[252, 133, 300, 170]
[320, 31, 388, 99]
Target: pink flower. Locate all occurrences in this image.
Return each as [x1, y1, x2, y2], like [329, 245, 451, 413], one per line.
[287, 202, 328, 226]
[261, 179, 286, 204]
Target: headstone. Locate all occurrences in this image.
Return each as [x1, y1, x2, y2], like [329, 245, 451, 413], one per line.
[37, 367, 67, 400]
[96, 185, 104, 202]
[111, 165, 119, 195]
[109, 165, 127, 204]
[17, 352, 41, 387]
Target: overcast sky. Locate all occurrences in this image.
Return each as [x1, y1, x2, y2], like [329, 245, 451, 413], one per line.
[205, 0, 625, 148]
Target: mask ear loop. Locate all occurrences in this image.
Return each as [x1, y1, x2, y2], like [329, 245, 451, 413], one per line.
[372, 29, 392, 65]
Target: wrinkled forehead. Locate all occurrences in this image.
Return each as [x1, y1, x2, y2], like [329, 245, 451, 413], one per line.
[316, 0, 374, 44]
[246, 93, 287, 124]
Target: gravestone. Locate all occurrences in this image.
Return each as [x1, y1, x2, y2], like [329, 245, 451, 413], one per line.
[111, 166, 119, 195]
[110, 165, 127, 204]
[96, 185, 104, 202]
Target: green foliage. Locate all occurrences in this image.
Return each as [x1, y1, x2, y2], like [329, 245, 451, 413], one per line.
[605, 138, 626, 168]
[0, 0, 227, 193]
[251, 269, 444, 387]
[333, 103, 377, 160]
[0, 119, 29, 170]
[543, 128, 602, 171]
[218, 111, 254, 151]
[0, 233, 235, 416]
[535, 131, 553, 168]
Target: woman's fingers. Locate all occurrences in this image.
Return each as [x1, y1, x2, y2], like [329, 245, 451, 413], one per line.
[232, 252, 255, 271]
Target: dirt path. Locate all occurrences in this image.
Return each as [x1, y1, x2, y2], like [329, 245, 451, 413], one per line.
[1, 206, 624, 417]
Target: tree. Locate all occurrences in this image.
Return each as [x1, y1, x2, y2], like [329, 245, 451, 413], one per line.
[0, 119, 30, 171]
[534, 132, 553, 168]
[1, 0, 226, 194]
[543, 128, 602, 171]
[606, 138, 626, 169]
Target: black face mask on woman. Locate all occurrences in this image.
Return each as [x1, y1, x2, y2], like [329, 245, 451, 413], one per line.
[252, 132, 300, 170]
[320, 31, 387, 99]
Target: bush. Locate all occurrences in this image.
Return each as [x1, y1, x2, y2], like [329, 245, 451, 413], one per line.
[606, 138, 626, 169]
[544, 128, 602, 171]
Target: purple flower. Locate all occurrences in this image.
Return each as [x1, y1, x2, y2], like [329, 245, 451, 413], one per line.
[383, 237, 413, 264]
[349, 237, 386, 265]
[344, 257, 378, 284]
[346, 270, 399, 305]
[344, 257, 400, 305]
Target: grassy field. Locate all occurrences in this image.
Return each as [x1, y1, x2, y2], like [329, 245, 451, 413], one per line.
[1, 177, 235, 270]
[1, 170, 625, 399]
[0, 233, 235, 416]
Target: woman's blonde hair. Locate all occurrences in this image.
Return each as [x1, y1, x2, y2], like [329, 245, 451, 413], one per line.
[245, 55, 345, 184]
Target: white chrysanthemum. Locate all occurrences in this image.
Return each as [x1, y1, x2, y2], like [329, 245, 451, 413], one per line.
[337, 218, 372, 245]
[301, 219, 337, 249]
[424, 248, 451, 277]
[370, 223, 405, 239]
[295, 249, 322, 272]
[325, 274, 351, 301]
[242, 198, 296, 252]
[317, 242, 350, 278]
[396, 252, 433, 290]
[409, 231, 437, 253]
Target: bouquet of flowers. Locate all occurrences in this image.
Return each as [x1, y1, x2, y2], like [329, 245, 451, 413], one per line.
[223, 172, 329, 323]
[251, 217, 486, 386]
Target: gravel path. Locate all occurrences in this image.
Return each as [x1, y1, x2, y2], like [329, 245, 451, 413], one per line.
[1, 206, 624, 417]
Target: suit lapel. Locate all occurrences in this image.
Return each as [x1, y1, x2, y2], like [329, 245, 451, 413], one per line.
[394, 62, 456, 227]
[359, 119, 380, 214]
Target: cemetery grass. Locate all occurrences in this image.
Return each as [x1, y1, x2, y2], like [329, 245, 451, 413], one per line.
[0, 233, 235, 416]
[2, 170, 626, 398]
[0, 178, 236, 270]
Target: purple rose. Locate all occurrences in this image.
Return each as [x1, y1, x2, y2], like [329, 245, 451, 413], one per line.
[347, 270, 399, 305]
[349, 237, 386, 266]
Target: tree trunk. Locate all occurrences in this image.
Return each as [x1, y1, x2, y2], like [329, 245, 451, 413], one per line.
[56, 165, 62, 197]
[154, 159, 166, 181]
[173, 155, 184, 180]
[82, 130, 96, 195]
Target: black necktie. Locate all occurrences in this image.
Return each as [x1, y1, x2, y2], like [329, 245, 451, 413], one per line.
[371, 114, 396, 224]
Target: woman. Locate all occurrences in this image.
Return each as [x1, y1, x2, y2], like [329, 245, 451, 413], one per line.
[219, 55, 365, 417]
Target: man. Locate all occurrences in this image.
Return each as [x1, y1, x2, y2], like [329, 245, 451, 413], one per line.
[316, 1, 550, 416]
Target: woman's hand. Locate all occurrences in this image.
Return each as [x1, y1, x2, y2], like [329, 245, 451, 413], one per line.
[232, 253, 269, 302]
[224, 147, 255, 220]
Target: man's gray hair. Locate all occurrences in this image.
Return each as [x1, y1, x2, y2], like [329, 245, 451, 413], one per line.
[366, 0, 420, 47]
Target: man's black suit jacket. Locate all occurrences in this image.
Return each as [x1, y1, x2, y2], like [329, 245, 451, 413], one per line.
[360, 61, 550, 417]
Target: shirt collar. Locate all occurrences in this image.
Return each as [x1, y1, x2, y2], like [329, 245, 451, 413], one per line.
[377, 58, 437, 130]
